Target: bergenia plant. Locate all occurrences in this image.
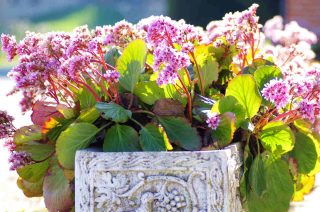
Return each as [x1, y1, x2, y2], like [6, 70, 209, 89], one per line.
[1, 4, 320, 211]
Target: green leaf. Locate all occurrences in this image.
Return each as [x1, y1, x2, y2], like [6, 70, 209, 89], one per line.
[56, 105, 75, 119]
[292, 131, 319, 174]
[96, 102, 132, 123]
[134, 81, 165, 105]
[14, 125, 42, 145]
[103, 124, 140, 152]
[248, 155, 266, 197]
[225, 74, 261, 119]
[248, 157, 294, 212]
[104, 47, 120, 67]
[260, 121, 295, 156]
[163, 84, 187, 106]
[15, 142, 54, 161]
[76, 107, 100, 123]
[196, 56, 219, 90]
[117, 39, 147, 92]
[17, 177, 43, 197]
[211, 112, 237, 148]
[56, 123, 99, 169]
[139, 124, 167, 151]
[254, 65, 282, 90]
[158, 117, 201, 150]
[43, 158, 73, 212]
[17, 160, 49, 183]
[77, 87, 97, 110]
[243, 58, 275, 74]
[211, 96, 246, 127]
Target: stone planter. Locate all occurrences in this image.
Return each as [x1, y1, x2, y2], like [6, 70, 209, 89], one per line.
[75, 143, 243, 212]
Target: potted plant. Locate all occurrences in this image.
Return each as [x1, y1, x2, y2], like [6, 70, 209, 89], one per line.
[1, 4, 320, 212]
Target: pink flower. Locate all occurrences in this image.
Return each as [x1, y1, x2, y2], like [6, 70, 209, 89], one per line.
[262, 78, 290, 109]
[0, 110, 15, 139]
[103, 70, 120, 83]
[156, 65, 179, 86]
[8, 151, 33, 171]
[298, 100, 316, 123]
[1, 34, 17, 61]
[3, 138, 16, 152]
[206, 112, 221, 130]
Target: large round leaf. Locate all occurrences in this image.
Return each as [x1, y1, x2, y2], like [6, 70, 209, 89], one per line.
[15, 142, 54, 162]
[226, 74, 261, 119]
[253, 65, 282, 90]
[134, 81, 165, 105]
[14, 125, 42, 145]
[247, 157, 294, 212]
[56, 123, 99, 169]
[103, 124, 140, 152]
[211, 112, 237, 148]
[158, 117, 201, 150]
[211, 96, 246, 127]
[139, 124, 167, 151]
[17, 177, 43, 197]
[117, 39, 147, 92]
[96, 102, 132, 123]
[17, 160, 49, 183]
[292, 131, 320, 174]
[43, 158, 73, 212]
[260, 121, 295, 156]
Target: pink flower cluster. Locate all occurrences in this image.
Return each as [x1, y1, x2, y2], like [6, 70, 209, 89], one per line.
[8, 151, 33, 171]
[1, 25, 117, 111]
[104, 20, 141, 48]
[140, 16, 201, 86]
[0, 110, 15, 139]
[103, 69, 120, 83]
[206, 4, 260, 44]
[262, 78, 290, 109]
[1, 34, 17, 61]
[206, 112, 221, 130]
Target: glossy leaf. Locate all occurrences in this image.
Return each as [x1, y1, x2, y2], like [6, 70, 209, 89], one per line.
[158, 117, 201, 150]
[17, 160, 49, 183]
[15, 142, 54, 162]
[43, 158, 73, 212]
[247, 158, 294, 212]
[211, 96, 246, 127]
[117, 39, 147, 92]
[225, 74, 261, 119]
[293, 174, 315, 201]
[31, 101, 62, 126]
[292, 131, 320, 174]
[134, 81, 165, 105]
[248, 155, 266, 197]
[211, 112, 237, 148]
[103, 124, 140, 152]
[139, 123, 167, 151]
[253, 65, 282, 90]
[77, 87, 97, 110]
[56, 123, 99, 169]
[14, 125, 42, 145]
[76, 107, 100, 123]
[260, 121, 295, 156]
[17, 177, 43, 197]
[56, 104, 75, 119]
[196, 56, 219, 90]
[96, 102, 132, 123]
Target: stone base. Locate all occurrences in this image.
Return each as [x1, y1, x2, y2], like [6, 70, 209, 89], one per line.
[75, 143, 243, 212]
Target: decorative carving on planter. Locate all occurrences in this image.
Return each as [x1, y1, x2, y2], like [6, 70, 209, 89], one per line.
[75, 143, 242, 212]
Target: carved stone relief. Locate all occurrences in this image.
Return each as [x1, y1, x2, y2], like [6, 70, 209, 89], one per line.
[75, 143, 242, 212]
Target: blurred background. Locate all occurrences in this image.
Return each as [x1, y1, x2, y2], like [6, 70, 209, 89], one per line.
[0, 0, 319, 211]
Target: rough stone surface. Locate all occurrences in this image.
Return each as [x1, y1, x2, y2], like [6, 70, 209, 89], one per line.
[75, 143, 242, 212]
